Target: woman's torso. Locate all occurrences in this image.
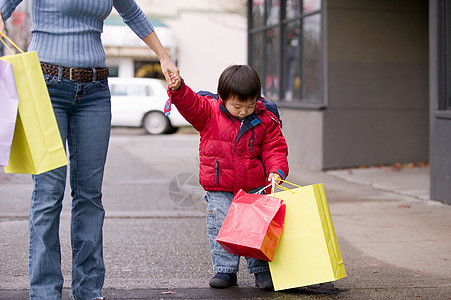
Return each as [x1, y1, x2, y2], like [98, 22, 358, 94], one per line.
[29, 0, 113, 67]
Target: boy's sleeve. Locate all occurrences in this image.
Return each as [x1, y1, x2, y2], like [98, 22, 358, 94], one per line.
[260, 116, 289, 181]
[168, 80, 212, 132]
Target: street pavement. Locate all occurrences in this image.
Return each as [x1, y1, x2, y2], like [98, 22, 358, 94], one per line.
[0, 128, 450, 299]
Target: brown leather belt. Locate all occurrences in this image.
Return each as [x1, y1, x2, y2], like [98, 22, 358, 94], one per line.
[41, 62, 109, 82]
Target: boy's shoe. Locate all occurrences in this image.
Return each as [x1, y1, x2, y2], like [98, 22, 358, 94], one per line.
[255, 271, 274, 290]
[209, 273, 237, 288]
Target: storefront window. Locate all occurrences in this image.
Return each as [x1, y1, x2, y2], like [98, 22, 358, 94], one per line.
[108, 66, 119, 77]
[302, 0, 321, 13]
[248, 0, 323, 107]
[286, 0, 301, 19]
[252, 0, 265, 28]
[266, 0, 280, 26]
[300, 14, 321, 102]
[284, 20, 301, 101]
[134, 61, 164, 79]
[265, 27, 280, 100]
[251, 32, 265, 80]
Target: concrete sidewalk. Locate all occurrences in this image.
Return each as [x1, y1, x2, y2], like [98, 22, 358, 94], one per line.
[0, 132, 450, 299]
[326, 163, 430, 201]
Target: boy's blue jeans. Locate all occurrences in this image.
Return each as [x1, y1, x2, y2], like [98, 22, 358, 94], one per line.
[29, 74, 111, 300]
[205, 190, 270, 275]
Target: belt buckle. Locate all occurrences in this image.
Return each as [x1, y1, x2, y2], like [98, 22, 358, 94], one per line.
[69, 68, 76, 81]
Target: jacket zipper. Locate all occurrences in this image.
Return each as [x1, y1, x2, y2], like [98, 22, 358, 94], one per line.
[233, 120, 244, 154]
[215, 159, 219, 185]
[250, 128, 254, 153]
[232, 121, 242, 190]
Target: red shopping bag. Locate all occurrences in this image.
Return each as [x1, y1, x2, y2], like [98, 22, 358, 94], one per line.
[216, 189, 286, 261]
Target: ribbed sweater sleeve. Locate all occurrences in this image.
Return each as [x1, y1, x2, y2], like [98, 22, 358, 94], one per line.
[0, 0, 22, 21]
[113, 0, 154, 39]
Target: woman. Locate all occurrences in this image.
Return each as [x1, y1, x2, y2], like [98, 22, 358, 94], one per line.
[0, 1, 178, 299]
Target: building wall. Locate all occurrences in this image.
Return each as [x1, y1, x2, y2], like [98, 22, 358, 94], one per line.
[429, 0, 451, 204]
[280, 109, 324, 171]
[162, 11, 247, 92]
[134, 0, 247, 92]
[323, 0, 429, 169]
[430, 118, 451, 203]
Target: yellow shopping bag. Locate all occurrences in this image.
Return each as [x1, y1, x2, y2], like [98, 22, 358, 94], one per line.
[268, 181, 346, 291]
[0, 33, 67, 174]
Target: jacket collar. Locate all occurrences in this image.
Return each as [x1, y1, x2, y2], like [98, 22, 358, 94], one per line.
[218, 100, 265, 121]
[219, 101, 264, 142]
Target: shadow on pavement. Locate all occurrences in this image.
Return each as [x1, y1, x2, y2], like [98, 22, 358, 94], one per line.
[0, 283, 348, 300]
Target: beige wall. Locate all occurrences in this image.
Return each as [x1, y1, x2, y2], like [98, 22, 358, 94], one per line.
[133, 0, 247, 92]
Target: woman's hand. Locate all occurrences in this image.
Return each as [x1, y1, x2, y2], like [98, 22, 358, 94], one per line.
[142, 31, 180, 86]
[160, 55, 179, 87]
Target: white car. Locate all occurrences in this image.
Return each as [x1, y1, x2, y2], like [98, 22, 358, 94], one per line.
[109, 77, 190, 134]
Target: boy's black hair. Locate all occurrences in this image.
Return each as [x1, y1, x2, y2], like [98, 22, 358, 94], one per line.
[217, 65, 261, 102]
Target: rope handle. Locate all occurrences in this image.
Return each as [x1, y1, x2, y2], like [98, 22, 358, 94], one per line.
[273, 179, 302, 194]
[256, 178, 302, 195]
[0, 32, 25, 54]
[277, 179, 302, 188]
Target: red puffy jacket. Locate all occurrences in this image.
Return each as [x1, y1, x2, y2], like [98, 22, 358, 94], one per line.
[168, 82, 289, 194]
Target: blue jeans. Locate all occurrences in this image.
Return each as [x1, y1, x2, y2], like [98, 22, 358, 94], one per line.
[205, 190, 269, 274]
[29, 74, 111, 300]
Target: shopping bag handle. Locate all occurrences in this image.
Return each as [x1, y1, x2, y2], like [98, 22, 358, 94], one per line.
[272, 179, 302, 195]
[256, 178, 302, 195]
[0, 32, 25, 54]
[277, 179, 302, 189]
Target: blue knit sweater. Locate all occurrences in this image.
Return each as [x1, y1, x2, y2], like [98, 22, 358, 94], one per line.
[0, 0, 154, 67]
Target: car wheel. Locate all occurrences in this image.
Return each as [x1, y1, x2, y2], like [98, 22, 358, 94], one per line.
[142, 111, 171, 134]
[166, 126, 179, 134]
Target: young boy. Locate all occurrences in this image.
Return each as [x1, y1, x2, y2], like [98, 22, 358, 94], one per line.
[167, 65, 289, 290]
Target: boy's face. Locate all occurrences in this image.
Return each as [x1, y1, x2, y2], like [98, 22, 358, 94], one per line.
[224, 96, 257, 120]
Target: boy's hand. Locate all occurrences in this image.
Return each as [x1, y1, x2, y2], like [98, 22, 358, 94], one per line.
[169, 72, 181, 91]
[268, 172, 282, 185]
